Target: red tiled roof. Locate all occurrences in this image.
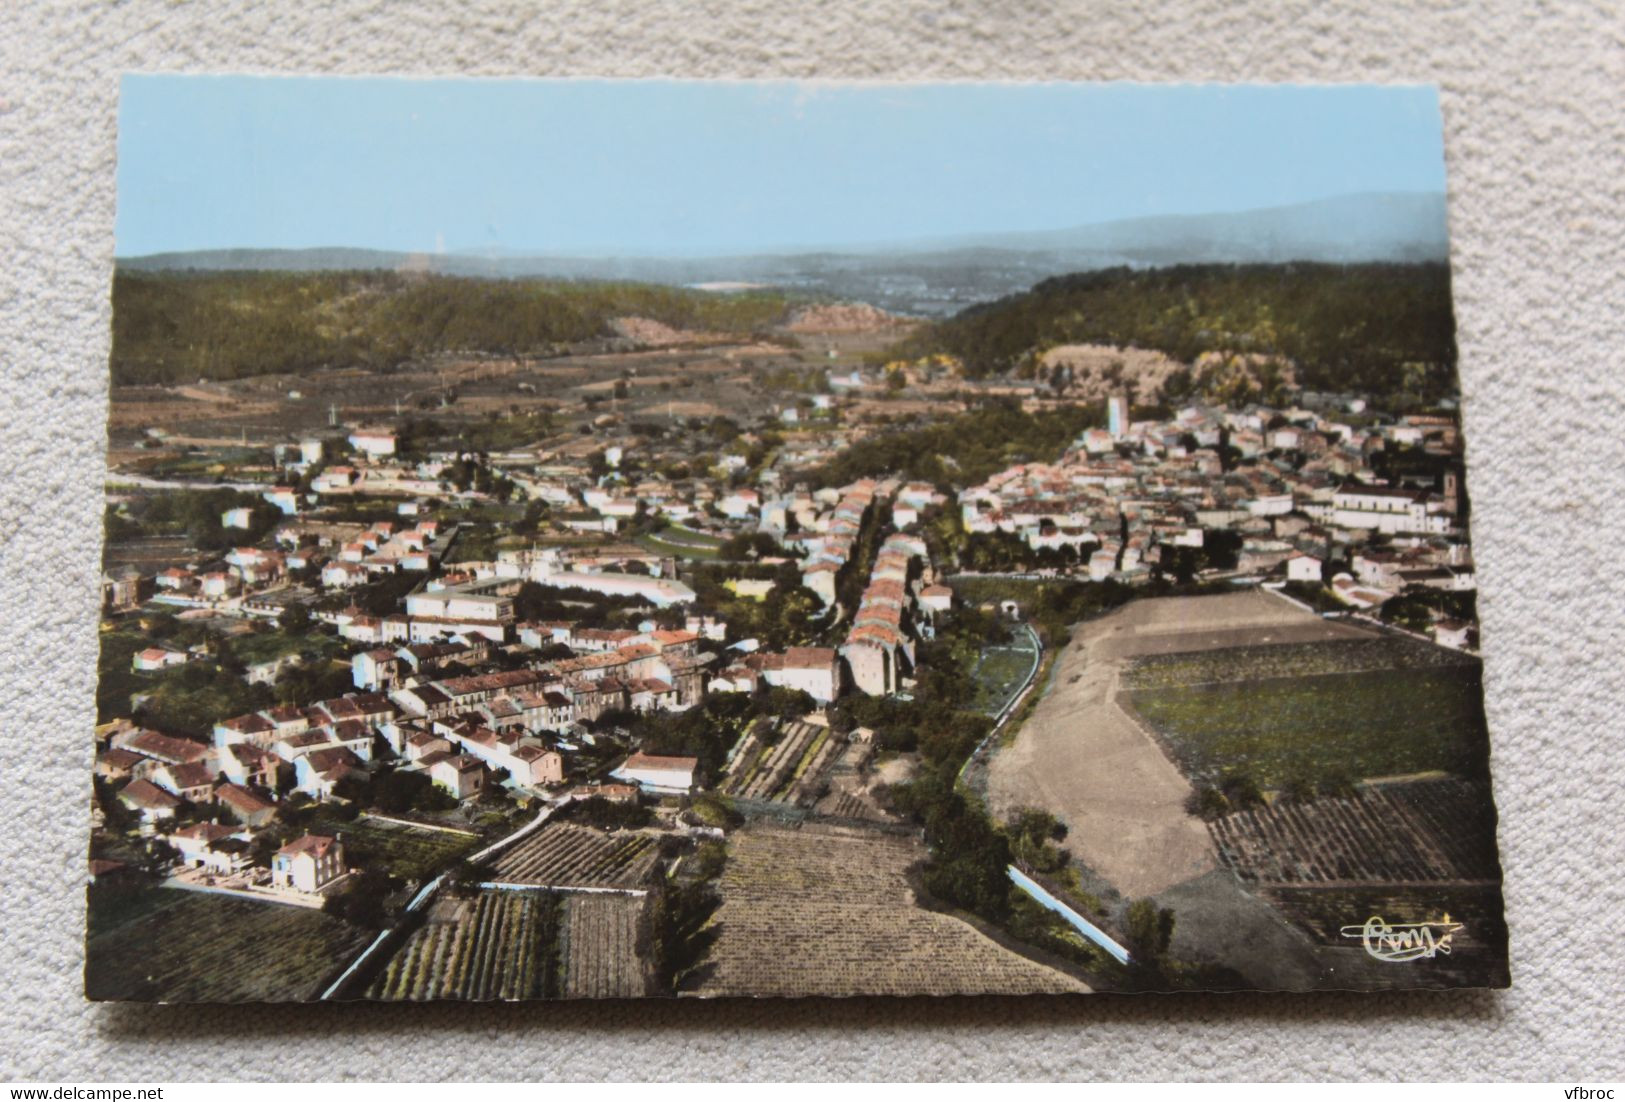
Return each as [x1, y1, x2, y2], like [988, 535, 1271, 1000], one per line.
[119, 779, 180, 810]
[124, 730, 211, 764]
[215, 783, 274, 814]
[621, 752, 697, 772]
[277, 833, 339, 858]
[783, 646, 837, 669]
[162, 762, 216, 790]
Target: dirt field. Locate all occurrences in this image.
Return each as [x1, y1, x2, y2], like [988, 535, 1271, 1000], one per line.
[985, 590, 1373, 898]
[103, 323, 902, 454]
[690, 822, 1086, 997]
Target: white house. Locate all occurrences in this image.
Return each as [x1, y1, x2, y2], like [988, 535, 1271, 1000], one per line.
[748, 646, 841, 703]
[117, 779, 181, 825]
[200, 572, 234, 599]
[352, 648, 402, 691]
[132, 647, 191, 672]
[422, 751, 487, 800]
[1247, 493, 1295, 517]
[322, 561, 369, 589]
[1332, 484, 1452, 536]
[222, 507, 255, 530]
[719, 489, 760, 519]
[348, 428, 397, 458]
[263, 486, 300, 515]
[1433, 619, 1474, 650]
[271, 833, 347, 893]
[1285, 552, 1324, 583]
[611, 752, 697, 793]
[168, 822, 253, 874]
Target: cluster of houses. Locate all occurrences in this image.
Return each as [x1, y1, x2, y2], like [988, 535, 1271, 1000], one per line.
[957, 396, 1476, 646]
[96, 384, 1483, 909]
[96, 465, 979, 901]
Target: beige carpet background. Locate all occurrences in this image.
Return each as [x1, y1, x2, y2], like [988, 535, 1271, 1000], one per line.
[2, 0, 1621, 1081]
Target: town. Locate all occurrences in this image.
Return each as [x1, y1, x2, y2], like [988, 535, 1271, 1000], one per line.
[88, 261, 1501, 1000]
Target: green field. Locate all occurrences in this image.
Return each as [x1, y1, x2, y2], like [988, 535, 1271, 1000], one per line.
[1121, 636, 1472, 692]
[638, 524, 724, 561]
[367, 890, 563, 1001]
[232, 628, 343, 666]
[324, 817, 481, 882]
[1122, 664, 1490, 789]
[85, 888, 370, 1002]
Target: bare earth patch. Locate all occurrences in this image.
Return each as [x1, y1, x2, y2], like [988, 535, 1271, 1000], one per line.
[691, 822, 1086, 997]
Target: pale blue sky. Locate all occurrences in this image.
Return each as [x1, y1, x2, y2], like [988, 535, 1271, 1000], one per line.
[115, 77, 1445, 258]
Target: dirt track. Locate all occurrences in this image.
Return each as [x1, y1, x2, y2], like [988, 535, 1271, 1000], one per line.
[986, 590, 1372, 899]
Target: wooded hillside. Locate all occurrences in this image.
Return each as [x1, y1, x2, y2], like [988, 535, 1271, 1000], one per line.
[884, 262, 1460, 401]
[110, 269, 800, 385]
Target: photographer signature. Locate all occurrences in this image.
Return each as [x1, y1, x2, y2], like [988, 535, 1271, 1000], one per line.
[1340, 914, 1464, 962]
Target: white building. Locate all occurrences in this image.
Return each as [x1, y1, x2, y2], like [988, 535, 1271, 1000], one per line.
[271, 834, 346, 893]
[132, 647, 191, 672]
[1332, 484, 1453, 536]
[263, 486, 300, 515]
[1286, 552, 1324, 583]
[1108, 394, 1130, 438]
[348, 428, 397, 458]
[750, 646, 841, 703]
[611, 752, 697, 793]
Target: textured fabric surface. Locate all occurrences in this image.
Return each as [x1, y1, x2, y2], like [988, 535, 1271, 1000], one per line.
[2, 0, 1621, 1081]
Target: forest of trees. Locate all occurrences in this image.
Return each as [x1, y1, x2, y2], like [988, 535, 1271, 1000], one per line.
[809, 401, 1100, 489]
[884, 262, 1461, 403]
[110, 269, 801, 385]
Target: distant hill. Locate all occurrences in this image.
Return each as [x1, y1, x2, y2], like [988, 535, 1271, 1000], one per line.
[885, 261, 1460, 403]
[117, 192, 1450, 317]
[108, 270, 802, 386]
[900, 192, 1450, 265]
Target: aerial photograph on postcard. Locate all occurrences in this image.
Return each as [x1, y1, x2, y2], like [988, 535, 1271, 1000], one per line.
[88, 77, 1506, 1001]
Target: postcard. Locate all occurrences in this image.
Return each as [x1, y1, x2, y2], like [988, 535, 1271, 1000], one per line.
[89, 77, 1506, 1001]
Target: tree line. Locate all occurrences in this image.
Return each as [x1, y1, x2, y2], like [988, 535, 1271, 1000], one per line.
[809, 400, 1100, 490]
[883, 262, 1461, 403]
[110, 269, 801, 385]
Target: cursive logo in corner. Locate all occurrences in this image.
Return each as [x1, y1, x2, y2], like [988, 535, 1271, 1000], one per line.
[1340, 914, 1464, 962]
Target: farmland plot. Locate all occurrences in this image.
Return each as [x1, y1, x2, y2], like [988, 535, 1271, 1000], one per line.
[488, 823, 661, 890]
[1207, 778, 1502, 887]
[968, 632, 1040, 716]
[986, 590, 1377, 897]
[560, 893, 650, 998]
[723, 720, 844, 808]
[86, 890, 370, 1002]
[334, 817, 480, 882]
[1121, 635, 1475, 692]
[1121, 664, 1490, 789]
[1193, 776, 1508, 989]
[367, 890, 562, 1001]
[692, 823, 1086, 997]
